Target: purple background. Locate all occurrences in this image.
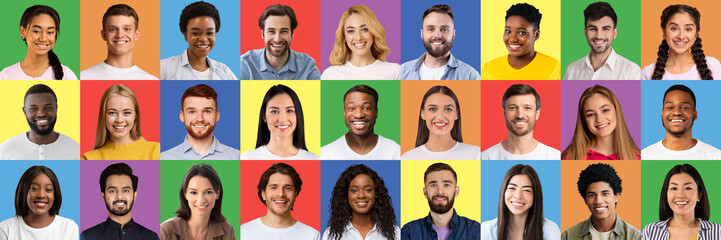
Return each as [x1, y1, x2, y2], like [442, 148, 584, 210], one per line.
[80, 161, 160, 236]
[320, 0, 402, 72]
[560, 81, 641, 151]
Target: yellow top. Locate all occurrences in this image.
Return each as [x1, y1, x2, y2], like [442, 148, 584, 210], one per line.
[81, 137, 160, 160]
[481, 52, 561, 80]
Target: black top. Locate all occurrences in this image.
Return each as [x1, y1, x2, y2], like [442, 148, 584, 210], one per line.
[82, 217, 159, 240]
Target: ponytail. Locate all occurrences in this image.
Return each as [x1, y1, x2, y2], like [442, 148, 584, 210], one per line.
[691, 37, 713, 80]
[651, 40, 669, 80]
[47, 49, 64, 80]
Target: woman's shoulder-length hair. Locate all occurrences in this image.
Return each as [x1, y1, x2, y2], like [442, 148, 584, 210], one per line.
[94, 84, 143, 149]
[256, 84, 308, 150]
[329, 5, 391, 66]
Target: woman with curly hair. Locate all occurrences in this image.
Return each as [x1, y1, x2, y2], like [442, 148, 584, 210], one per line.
[641, 4, 721, 80]
[323, 164, 399, 240]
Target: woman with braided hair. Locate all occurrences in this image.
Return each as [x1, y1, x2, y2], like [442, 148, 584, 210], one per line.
[641, 4, 721, 80]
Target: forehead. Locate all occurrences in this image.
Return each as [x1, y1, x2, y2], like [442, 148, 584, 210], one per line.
[505, 94, 536, 106]
[586, 16, 614, 27]
[586, 181, 613, 192]
[268, 172, 294, 185]
[509, 174, 532, 186]
[29, 14, 55, 27]
[264, 15, 291, 29]
[350, 173, 374, 186]
[183, 96, 216, 109]
[187, 16, 216, 28]
[188, 175, 213, 188]
[345, 91, 376, 105]
[105, 174, 132, 187]
[669, 172, 696, 184]
[664, 90, 694, 105]
[104, 15, 136, 27]
[267, 93, 293, 106]
[31, 173, 52, 185]
[425, 170, 455, 183]
[668, 12, 695, 25]
[584, 93, 612, 108]
[345, 13, 366, 28]
[506, 15, 534, 29]
[106, 95, 134, 109]
[426, 93, 455, 106]
[423, 12, 453, 26]
[25, 92, 56, 105]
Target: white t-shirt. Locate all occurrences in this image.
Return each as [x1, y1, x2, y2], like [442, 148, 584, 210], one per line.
[589, 224, 612, 240]
[321, 135, 400, 160]
[481, 141, 560, 160]
[80, 61, 158, 80]
[642, 139, 721, 160]
[419, 62, 447, 80]
[240, 145, 319, 160]
[480, 218, 560, 240]
[321, 222, 399, 240]
[241, 217, 319, 240]
[401, 142, 481, 160]
[0, 215, 79, 240]
[321, 60, 400, 80]
[0, 132, 79, 160]
[192, 68, 211, 80]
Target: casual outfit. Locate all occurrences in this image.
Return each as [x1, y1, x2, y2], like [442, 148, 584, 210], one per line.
[481, 141, 560, 160]
[0, 132, 79, 160]
[321, 135, 400, 160]
[481, 52, 560, 80]
[240, 49, 320, 80]
[641, 218, 721, 240]
[161, 136, 239, 160]
[240, 218, 319, 240]
[0, 62, 77, 80]
[82, 217, 158, 240]
[642, 140, 721, 160]
[564, 149, 640, 160]
[321, 60, 401, 80]
[240, 145, 319, 160]
[401, 209, 480, 240]
[401, 142, 481, 160]
[80, 62, 157, 80]
[562, 215, 641, 240]
[321, 222, 399, 240]
[563, 49, 642, 80]
[81, 137, 160, 160]
[641, 56, 721, 80]
[480, 217, 561, 240]
[161, 217, 235, 240]
[401, 53, 480, 80]
[161, 49, 237, 80]
[0, 215, 79, 240]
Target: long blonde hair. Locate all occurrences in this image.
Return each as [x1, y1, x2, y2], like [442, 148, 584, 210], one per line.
[329, 5, 390, 66]
[562, 85, 639, 160]
[94, 84, 142, 149]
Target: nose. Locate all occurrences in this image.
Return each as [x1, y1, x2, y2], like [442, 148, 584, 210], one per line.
[433, 29, 442, 39]
[273, 32, 281, 42]
[37, 190, 46, 198]
[513, 189, 523, 199]
[594, 194, 603, 203]
[353, 108, 364, 118]
[509, 33, 518, 43]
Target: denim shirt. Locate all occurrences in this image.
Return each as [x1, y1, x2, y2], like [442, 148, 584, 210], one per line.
[400, 53, 480, 80]
[401, 209, 480, 240]
[240, 48, 320, 80]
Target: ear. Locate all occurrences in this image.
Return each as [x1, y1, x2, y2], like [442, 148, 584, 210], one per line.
[261, 190, 266, 201]
[694, 109, 698, 120]
[215, 190, 221, 200]
[134, 29, 141, 41]
[420, 28, 423, 39]
[261, 29, 265, 39]
[423, 186, 428, 198]
[613, 28, 618, 40]
[455, 185, 460, 196]
[179, 111, 185, 123]
[20, 26, 26, 40]
[215, 109, 220, 122]
[421, 109, 426, 120]
[133, 191, 138, 201]
[452, 29, 456, 40]
[535, 109, 540, 121]
[100, 29, 107, 41]
[183, 31, 189, 42]
[534, 29, 540, 41]
[101, 191, 105, 200]
[614, 192, 621, 202]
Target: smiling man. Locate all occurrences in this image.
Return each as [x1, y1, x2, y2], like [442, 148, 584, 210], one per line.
[0, 84, 79, 160]
[240, 163, 319, 240]
[81, 4, 158, 80]
[321, 85, 400, 160]
[561, 163, 640, 240]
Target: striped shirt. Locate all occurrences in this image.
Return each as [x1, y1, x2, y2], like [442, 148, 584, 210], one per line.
[641, 218, 721, 240]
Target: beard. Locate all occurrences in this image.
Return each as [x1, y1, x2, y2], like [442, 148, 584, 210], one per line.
[589, 38, 612, 54]
[185, 121, 215, 139]
[665, 119, 693, 137]
[105, 199, 133, 217]
[427, 194, 455, 214]
[26, 117, 56, 136]
[505, 118, 535, 137]
[265, 40, 290, 58]
[423, 38, 453, 58]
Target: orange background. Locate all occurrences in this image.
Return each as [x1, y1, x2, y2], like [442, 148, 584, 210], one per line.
[80, 0, 160, 78]
[400, 81, 480, 154]
[560, 160, 641, 232]
[640, 0, 721, 67]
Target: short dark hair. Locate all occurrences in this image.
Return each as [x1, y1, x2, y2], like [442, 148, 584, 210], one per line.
[502, 84, 541, 110]
[258, 4, 298, 35]
[175, 164, 226, 222]
[584, 2, 617, 28]
[505, 3, 542, 29]
[182, 84, 218, 109]
[663, 84, 696, 108]
[24, 84, 57, 104]
[422, 4, 454, 23]
[15, 166, 62, 216]
[256, 84, 307, 150]
[257, 163, 302, 206]
[179, 1, 220, 34]
[103, 4, 139, 30]
[424, 163, 457, 183]
[577, 163, 622, 198]
[659, 164, 709, 221]
[343, 84, 379, 106]
[99, 163, 138, 193]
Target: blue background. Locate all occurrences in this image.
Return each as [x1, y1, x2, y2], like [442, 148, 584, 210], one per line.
[160, 80, 240, 152]
[320, 160, 401, 233]
[160, 0, 240, 78]
[400, 0, 481, 71]
[480, 160, 561, 225]
[0, 161, 80, 226]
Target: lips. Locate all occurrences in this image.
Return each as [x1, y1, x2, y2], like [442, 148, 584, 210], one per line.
[510, 201, 526, 209]
[192, 122, 208, 130]
[276, 124, 290, 131]
[353, 42, 367, 49]
[351, 120, 368, 130]
[355, 200, 370, 207]
[35, 118, 49, 126]
[508, 44, 521, 51]
[269, 41, 286, 50]
[513, 120, 527, 127]
[113, 125, 127, 132]
[675, 201, 689, 208]
[596, 123, 609, 129]
[35, 43, 50, 49]
[194, 203, 209, 210]
[674, 41, 688, 47]
[272, 198, 289, 207]
[433, 122, 448, 129]
[593, 206, 608, 212]
[34, 200, 48, 208]
[113, 200, 127, 207]
[593, 39, 607, 46]
[433, 196, 448, 203]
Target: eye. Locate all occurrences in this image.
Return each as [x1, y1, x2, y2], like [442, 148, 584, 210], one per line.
[602, 108, 610, 113]
[350, 189, 358, 193]
[685, 187, 694, 190]
[504, 30, 511, 34]
[348, 107, 355, 111]
[204, 110, 212, 114]
[123, 189, 130, 193]
[30, 186, 39, 191]
[429, 183, 436, 187]
[428, 107, 437, 112]
[124, 111, 132, 115]
[444, 183, 451, 187]
[45, 187, 53, 193]
[286, 109, 295, 113]
[32, 30, 41, 34]
[523, 189, 532, 193]
[444, 107, 453, 112]
[281, 30, 289, 34]
[270, 110, 279, 114]
[585, 112, 595, 118]
[519, 31, 527, 36]
[365, 188, 373, 193]
[285, 187, 293, 191]
[347, 29, 354, 34]
[507, 186, 516, 190]
[427, 27, 434, 32]
[108, 111, 117, 116]
[268, 30, 275, 34]
[441, 28, 448, 32]
[361, 27, 369, 32]
[206, 190, 214, 195]
[189, 190, 197, 195]
[108, 189, 115, 193]
[602, 192, 608, 196]
[670, 187, 677, 191]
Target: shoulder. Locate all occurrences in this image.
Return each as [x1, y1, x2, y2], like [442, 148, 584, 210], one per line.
[480, 218, 498, 231]
[542, 218, 561, 235]
[535, 52, 560, 65]
[321, 136, 346, 154]
[291, 50, 317, 64]
[614, 53, 642, 69]
[694, 140, 721, 153]
[705, 56, 721, 66]
[401, 146, 425, 159]
[133, 221, 159, 237]
[641, 62, 658, 79]
[298, 149, 320, 160]
[456, 142, 481, 152]
[60, 64, 78, 80]
[401, 217, 426, 231]
[377, 135, 400, 148]
[0, 133, 26, 147]
[641, 221, 667, 236]
[56, 133, 80, 146]
[294, 221, 320, 235]
[641, 140, 664, 158]
[241, 49, 263, 60]
[161, 217, 184, 234]
[161, 54, 183, 65]
[54, 215, 79, 231]
[562, 219, 588, 237]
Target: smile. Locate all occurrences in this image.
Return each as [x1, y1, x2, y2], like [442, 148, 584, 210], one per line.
[355, 201, 369, 207]
[195, 44, 210, 49]
[35, 43, 49, 48]
[508, 44, 521, 50]
[594, 206, 607, 211]
[273, 199, 289, 207]
[513, 121, 527, 126]
[276, 125, 290, 130]
[431, 41, 444, 46]
[670, 119, 684, 123]
[510, 201, 525, 208]
[675, 201, 688, 205]
[353, 42, 367, 48]
[34, 201, 48, 208]
[596, 123, 609, 129]
[433, 196, 448, 203]
[194, 204, 209, 209]
[593, 39, 607, 45]
[674, 41, 687, 46]
[113, 125, 127, 131]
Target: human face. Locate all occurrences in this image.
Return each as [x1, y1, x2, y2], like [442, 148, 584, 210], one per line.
[105, 95, 136, 144]
[667, 173, 700, 218]
[344, 13, 374, 59]
[585, 16, 616, 54]
[422, 12, 455, 58]
[421, 93, 458, 138]
[583, 94, 617, 139]
[23, 93, 57, 136]
[26, 173, 54, 217]
[423, 170, 458, 214]
[263, 15, 292, 58]
[264, 94, 296, 139]
[504, 174, 534, 216]
[504, 94, 539, 137]
[664, 12, 697, 56]
[184, 16, 216, 59]
[103, 174, 136, 217]
[20, 14, 56, 57]
[504, 16, 538, 57]
[584, 181, 619, 222]
[185, 176, 219, 217]
[348, 174, 375, 215]
[661, 90, 696, 138]
[262, 173, 297, 217]
[101, 15, 139, 57]
[181, 96, 218, 140]
[344, 92, 377, 137]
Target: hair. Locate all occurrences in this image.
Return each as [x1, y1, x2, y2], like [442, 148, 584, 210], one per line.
[103, 4, 139, 30]
[576, 163, 622, 199]
[329, 5, 391, 66]
[584, 2, 617, 27]
[257, 163, 302, 206]
[179, 1, 220, 34]
[94, 84, 142, 149]
[15, 165, 62, 216]
[343, 84, 379, 106]
[422, 4, 454, 23]
[24, 84, 57, 104]
[423, 162, 457, 183]
[659, 164, 709, 221]
[496, 164, 544, 240]
[561, 85, 639, 160]
[502, 84, 541, 110]
[99, 163, 138, 193]
[415, 85, 463, 147]
[256, 84, 307, 150]
[663, 84, 696, 108]
[326, 164, 396, 240]
[175, 164, 226, 222]
[258, 4, 298, 35]
[505, 3, 542, 30]
[181, 84, 218, 109]
[651, 4, 712, 80]
[20, 5, 64, 80]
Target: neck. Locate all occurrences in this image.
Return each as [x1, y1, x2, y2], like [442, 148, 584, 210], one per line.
[22, 213, 55, 228]
[508, 212, 528, 234]
[589, 48, 613, 71]
[261, 210, 296, 228]
[110, 136, 135, 145]
[590, 134, 616, 156]
[22, 52, 50, 69]
[502, 133, 537, 155]
[187, 49, 209, 72]
[508, 51, 536, 69]
[351, 212, 374, 228]
[186, 215, 211, 239]
[663, 132, 696, 151]
[666, 51, 694, 66]
[349, 54, 376, 67]
[591, 214, 617, 232]
[265, 49, 290, 72]
[105, 51, 135, 69]
[669, 214, 699, 227]
[344, 132, 378, 155]
[425, 133, 456, 152]
[430, 209, 454, 227]
[265, 136, 299, 157]
[27, 131, 59, 145]
[423, 52, 451, 68]
[188, 134, 214, 156]
[109, 213, 132, 228]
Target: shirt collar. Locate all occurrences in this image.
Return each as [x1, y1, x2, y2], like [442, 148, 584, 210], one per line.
[424, 209, 460, 228]
[259, 49, 297, 73]
[104, 217, 136, 230]
[584, 48, 619, 72]
[181, 49, 216, 72]
[413, 52, 459, 70]
[180, 136, 224, 155]
[651, 218, 713, 231]
[578, 215, 628, 237]
[345, 221, 378, 232]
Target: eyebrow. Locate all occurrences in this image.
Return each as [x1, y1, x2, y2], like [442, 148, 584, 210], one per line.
[425, 24, 451, 28]
[346, 24, 367, 29]
[190, 27, 216, 31]
[32, 25, 55, 30]
[668, 22, 695, 27]
[508, 183, 533, 188]
[664, 100, 693, 105]
[107, 107, 134, 111]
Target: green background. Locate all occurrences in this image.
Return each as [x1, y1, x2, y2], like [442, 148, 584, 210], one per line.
[0, 0, 80, 76]
[561, 0, 641, 78]
[641, 161, 721, 229]
[160, 160, 240, 239]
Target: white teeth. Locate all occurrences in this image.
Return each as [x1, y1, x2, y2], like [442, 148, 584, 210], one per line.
[676, 201, 688, 205]
[195, 205, 208, 209]
[675, 42, 687, 45]
[595, 207, 607, 211]
[597, 123, 608, 128]
[671, 119, 684, 123]
[352, 122, 366, 125]
[196, 45, 209, 49]
[113, 126, 126, 129]
[511, 202, 524, 206]
[273, 200, 287, 204]
[37, 119, 48, 123]
[115, 202, 125, 206]
[594, 40, 605, 44]
[277, 125, 289, 129]
[509, 44, 520, 48]
[192, 124, 207, 127]
[432, 42, 443, 45]
[35, 202, 47, 206]
[354, 43, 366, 48]
[434, 123, 447, 127]
[271, 43, 284, 48]
[514, 121, 527, 125]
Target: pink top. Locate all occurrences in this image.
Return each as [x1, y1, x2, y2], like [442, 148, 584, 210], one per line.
[0, 62, 77, 80]
[585, 149, 641, 160]
[641, 56, 721, 80]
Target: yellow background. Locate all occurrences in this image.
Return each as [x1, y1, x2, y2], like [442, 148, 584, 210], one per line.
[401, 160, 481, 226]
[481, 0, 561, 67]
[0, 81, 80, 143]
[239, 80, 321, 155]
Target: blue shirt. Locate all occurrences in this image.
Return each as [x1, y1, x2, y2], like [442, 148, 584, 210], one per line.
[240, 49, 320, 80]
[161, 136, 240, 160]
[642, 218, 721, 240]
[160, 49, 237, 80]
[401, 53, 480, 80]
[401, 209, 480, 240]
[81, 217, 158, 240]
